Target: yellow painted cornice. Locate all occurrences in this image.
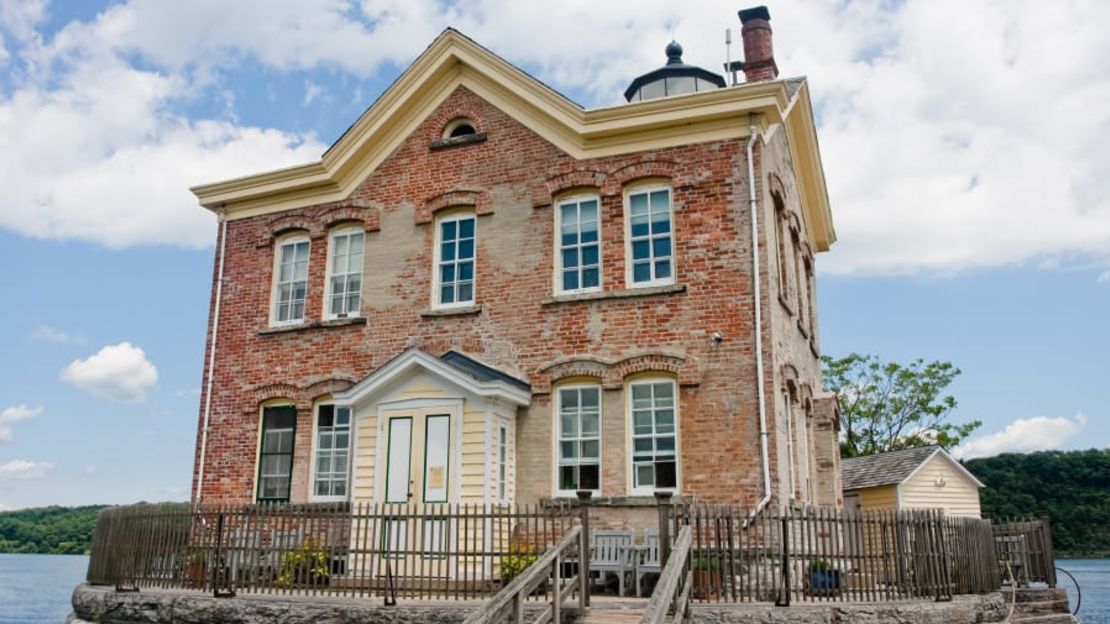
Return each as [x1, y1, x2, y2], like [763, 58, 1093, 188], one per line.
[191, 28, 834, 250]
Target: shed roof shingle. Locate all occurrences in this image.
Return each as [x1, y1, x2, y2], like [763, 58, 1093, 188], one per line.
[841, 445, 940, 491]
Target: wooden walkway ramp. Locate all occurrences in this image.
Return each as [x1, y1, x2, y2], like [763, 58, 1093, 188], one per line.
[574, 597, 649, 624]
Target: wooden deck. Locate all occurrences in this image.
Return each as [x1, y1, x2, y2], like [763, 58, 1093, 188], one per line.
[576, 597, 650, 623]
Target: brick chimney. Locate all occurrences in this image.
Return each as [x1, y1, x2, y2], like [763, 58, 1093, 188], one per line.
[739, 6, 778, 82]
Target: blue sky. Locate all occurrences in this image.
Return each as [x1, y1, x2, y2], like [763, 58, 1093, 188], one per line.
[0, 0, 1107, 509]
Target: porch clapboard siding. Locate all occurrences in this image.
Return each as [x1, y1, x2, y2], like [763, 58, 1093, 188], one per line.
[461, 404, 487, 503]
[899, 456, 982, 518]
[353, 412, 378, 503]
[342, 368, 519, 581]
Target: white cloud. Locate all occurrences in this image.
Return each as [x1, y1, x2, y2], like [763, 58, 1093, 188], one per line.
[0, 404, 42, 442]
[29, 324, 85, 345]
[0, 1, 1108, 274]
[954, 413, 1089, 460]
[59, 342, 159, 402]
[0, 459, 53, 480]
[303, 80, 324, 107]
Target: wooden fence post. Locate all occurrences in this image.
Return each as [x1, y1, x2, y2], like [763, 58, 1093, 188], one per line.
[1039, 513, 1057, 588]
[656, 491, 673, 568]
[577, 491, 592, 608]
[776, 512, 790, 607]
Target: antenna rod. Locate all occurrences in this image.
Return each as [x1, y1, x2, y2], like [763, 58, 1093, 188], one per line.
[725, 28, 734, 86]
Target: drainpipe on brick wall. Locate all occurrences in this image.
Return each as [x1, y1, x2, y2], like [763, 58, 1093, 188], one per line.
[195, 210, 228, 504]
[746, 115, 773, 523]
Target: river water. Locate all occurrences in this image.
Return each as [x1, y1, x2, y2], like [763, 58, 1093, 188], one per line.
[0, 553, 1105, 623]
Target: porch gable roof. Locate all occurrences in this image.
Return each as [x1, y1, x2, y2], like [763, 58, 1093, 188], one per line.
[331, 348, 531, 407]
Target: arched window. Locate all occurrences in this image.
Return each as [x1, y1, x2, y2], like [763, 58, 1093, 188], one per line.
[443, 118, 477, 139]
[324, 226, 364, 319]
[271, 232, 310, 326]
[257, 402, 297, 503]
[433, 209, 477, 308]
[627, 376, 679, 494]
[771, 192, 794, 308]
[554, 382, 602, 496]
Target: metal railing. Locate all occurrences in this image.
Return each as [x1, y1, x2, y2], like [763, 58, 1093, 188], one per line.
[461, 526, 585, 624]
[86, 501, 580, 601]
[661, 503, 1001, 605]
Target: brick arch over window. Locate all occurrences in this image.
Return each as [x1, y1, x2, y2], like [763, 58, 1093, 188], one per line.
[781, 364, 800, 395]
[247, 378, 356, 412]
[535, 352, 699, 393]
[535, 357, 610, 394]
[610, 353, 681, 382]
[545, 170, 607, 199]
[300, 377, 357, 410]
[417, 189, 490, 224]
[786, 211, 804, 236]
[248, 384, 300, 412]
[607, 159, 684, 193]
[266, 212, 320, 238]
[319, 204, 380, 233]
[767, 173, 788, 205]
[424, 100, 485, 139]
[797, 382, 814, 411]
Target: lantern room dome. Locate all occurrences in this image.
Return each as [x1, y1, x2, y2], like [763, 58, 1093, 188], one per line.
[624, 41, 726, 102]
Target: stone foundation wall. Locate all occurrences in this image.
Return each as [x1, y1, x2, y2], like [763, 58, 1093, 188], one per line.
[71, 585, 1012, 624]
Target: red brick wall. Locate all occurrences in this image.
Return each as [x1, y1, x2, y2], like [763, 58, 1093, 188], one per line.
[191, 85, 823, 507]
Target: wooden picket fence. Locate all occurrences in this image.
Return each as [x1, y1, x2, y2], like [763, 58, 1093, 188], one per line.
[991, 517, 1057, 587]
[86, 500, 1010, 607]
[670, 504, 1001, 605]
[86, 501, 581, 601]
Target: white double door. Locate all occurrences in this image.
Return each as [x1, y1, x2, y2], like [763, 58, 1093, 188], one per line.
[380, 408, 454, 575]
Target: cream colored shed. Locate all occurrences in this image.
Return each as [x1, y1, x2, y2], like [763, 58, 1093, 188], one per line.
[842, 446, 984, 518]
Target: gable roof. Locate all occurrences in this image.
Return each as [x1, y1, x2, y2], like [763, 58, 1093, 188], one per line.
[842, 446, 985, 491]
[190, 28, 835, 252]
[331, 347, 531, 407]
[440, 350, 531, 392]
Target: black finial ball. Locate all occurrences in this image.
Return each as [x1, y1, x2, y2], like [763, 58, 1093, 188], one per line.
[665, 40, 683, 63]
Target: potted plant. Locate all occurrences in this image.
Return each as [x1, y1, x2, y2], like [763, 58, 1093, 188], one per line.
[276, 541, 331, 588]
[500, 543, 539, 588]
[692, 555, 721, 600]
[808, 559, 841, 596]
[183, 552, 208, 588]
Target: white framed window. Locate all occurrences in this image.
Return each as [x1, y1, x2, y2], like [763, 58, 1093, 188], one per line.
[625, 185, 674, 287]
[311, 404, 351, 501]
[324, 228, 364, 319]
[433, 212, 476, 308]
[628, 379, 679, 494]
[556, 385, 601, 496]
[497, 423, 509, 502]
[556, 195, 601, 294]
[257, 405, 296, 502]
[783, 389, 797, 499]
[771, 194, 791, 301]
[272, 236, 310, 325]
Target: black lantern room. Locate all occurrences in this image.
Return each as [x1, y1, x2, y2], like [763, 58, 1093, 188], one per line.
[624, 41, 727, 102]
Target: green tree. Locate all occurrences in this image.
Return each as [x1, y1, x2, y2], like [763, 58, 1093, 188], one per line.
[821, 353, 981, 458]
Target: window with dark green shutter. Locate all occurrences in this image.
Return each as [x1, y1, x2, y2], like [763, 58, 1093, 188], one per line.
[257, 405, 296, 502]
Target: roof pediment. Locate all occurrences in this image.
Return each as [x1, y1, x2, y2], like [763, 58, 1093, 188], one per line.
[190, 29, 834, 251]
[331, 348, 531, 408]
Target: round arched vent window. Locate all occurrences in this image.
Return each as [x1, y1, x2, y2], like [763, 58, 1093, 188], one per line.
[443, 118, 477, 139]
